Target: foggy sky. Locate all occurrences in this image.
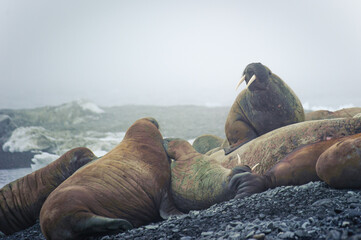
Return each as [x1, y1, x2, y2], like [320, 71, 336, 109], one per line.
[1, 0, 361, 110]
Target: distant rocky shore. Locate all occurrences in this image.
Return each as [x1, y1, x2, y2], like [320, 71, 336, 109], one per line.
[0, 114, 33, 168]
[3, 182, 361, 240]
[0, 103, 229, 169]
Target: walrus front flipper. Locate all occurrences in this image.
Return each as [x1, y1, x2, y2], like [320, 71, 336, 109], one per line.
[73, 215, 133, 237]
[229, 166, 268, 199]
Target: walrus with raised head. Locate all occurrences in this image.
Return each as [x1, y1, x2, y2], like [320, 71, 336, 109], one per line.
[163, 118, 361, 212]
[0, 147, 96, 235]
[221, 117, 361, 198]
[39, 118, 182, 240]
[225, 63, 305, 154]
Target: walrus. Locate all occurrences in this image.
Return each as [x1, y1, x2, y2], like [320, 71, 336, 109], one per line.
[39, 118, 182, 240]
[163, 138, 249, 212]
[316, 136, 361, 189]
[192, 134, 227, 154]
[305, 107, 361, 121]
[229, 133, 361, 198]
[213, 117, 361, 198]
[0, 147, 96, 235]
[224, 62, 305, 154]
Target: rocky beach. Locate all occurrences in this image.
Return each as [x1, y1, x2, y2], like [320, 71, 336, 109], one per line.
[3, 182, 361, 240]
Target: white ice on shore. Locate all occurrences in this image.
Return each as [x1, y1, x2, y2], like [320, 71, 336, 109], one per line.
[31, 152, 60, 171]
[2, 127, 56, 153]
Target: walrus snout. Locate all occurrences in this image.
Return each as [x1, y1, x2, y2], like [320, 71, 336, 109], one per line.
[69, 147, 97, 170]
[242, 62, 270, 91]
[144, 117, 159, 129]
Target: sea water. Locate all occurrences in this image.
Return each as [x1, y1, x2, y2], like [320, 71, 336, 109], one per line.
[0, 168, 32, 188]
[0, 138, 197, 189]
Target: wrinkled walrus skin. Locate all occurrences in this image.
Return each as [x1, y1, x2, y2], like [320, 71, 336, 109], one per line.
[225, 63, 304, 153]
[164, 138, 249, 213]
[219, 117, 361, 174]
[213, 117, 361, 198]
[316, 135, 361, 189]
[0, 147, 96, 235]
[40, 118, 183, 240]
[262, 133, 361, 188]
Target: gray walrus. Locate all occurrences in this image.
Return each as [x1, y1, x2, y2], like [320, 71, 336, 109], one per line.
[225, 62, 305, 154]
[221, 117, 361, 198]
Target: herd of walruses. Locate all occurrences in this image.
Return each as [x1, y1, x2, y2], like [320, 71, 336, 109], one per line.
[1, 63, 361, 239]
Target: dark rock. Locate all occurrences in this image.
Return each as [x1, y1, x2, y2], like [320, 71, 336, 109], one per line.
[0, 147, 34, 169]
[0, 115, 17, 143]
[0, 115, 34, 169]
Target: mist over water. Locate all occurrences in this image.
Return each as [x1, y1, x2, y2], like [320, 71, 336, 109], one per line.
[1, 0, 361, 109]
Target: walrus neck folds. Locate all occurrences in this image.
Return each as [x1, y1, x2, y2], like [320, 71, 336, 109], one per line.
[167, 140, 198, 160]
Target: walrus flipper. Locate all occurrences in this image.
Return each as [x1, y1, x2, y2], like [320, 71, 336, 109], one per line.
[159, 191, 185, 219]
[73, 214, 133, 237]
[228, 166, 268, 199]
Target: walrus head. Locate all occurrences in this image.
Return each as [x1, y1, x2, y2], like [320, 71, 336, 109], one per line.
[236, 62, 272, 91]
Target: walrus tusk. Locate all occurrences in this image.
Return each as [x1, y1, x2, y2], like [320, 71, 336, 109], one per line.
[236, 75, 246, 90]
[251, 163, 260, 171]
[237, 154, 241, 165]
[246, 74, 257, 88]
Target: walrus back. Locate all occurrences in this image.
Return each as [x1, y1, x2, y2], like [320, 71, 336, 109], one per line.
[0, 147, 96, 235]
[40, 119, 172, 239]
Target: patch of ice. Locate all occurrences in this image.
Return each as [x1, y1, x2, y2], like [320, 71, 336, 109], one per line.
[2, 127, 56, 153]
[31, 152, 59, 171]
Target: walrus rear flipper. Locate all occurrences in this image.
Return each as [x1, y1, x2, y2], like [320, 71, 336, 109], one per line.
[159, 192, 185, 219]
[73, 214, 133, 237]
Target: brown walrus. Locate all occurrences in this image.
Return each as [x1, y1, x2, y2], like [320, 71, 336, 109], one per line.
[0, 147, 96, 235]
[39, 118, 182, 240]
[316, 136, 361, 189]
[305, 107, 361, 121]
[224, 62, 305, 154]
[210, 117, 361, 198]
[231, 133, 361, 198]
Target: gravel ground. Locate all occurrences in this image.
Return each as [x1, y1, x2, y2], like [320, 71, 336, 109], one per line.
[3, 181, 361, 240]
